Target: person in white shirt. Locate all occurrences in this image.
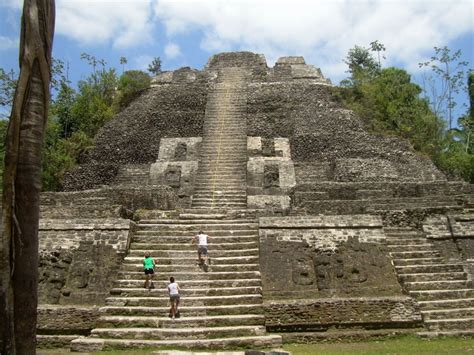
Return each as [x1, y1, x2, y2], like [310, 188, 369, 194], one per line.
[192, 230, 210, 266]
[167, 276, 181, 319]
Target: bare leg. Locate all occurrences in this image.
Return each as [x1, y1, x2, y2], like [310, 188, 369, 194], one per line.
[144, 274, 150, 288]
[170, 300, 176, 317]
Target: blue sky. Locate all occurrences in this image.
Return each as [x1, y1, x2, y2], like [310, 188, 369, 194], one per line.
[1, 0, 473, 118]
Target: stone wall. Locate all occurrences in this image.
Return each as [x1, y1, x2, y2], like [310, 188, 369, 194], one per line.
[246, 80, 445, 182]
[423, 214, 474, 271]
[259, 216, 402, 299]
[63, 82, 208, 190]
[291, 181, 471, 216]
[37, 305, 100, 335]
[38, 218, 134, 304]
[264, 297, 421, 331]
[149, 137, 202, 207]
[247, 137, 295, 212]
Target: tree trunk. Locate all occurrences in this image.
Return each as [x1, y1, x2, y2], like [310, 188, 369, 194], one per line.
[0, 1, 55, 354]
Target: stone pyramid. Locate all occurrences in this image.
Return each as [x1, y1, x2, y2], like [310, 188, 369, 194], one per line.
[36, 52, 474, 352]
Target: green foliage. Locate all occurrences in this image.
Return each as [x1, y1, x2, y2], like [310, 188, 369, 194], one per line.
[338, 67, 444, 156]
[42, 119, 93, 191]
[469, 71, 474, 119]
[0, 68, 17, 118]
[51, 81, 76, 138]
[114, 70, 151, 110]
[341, 45, 380, 87]
[147, 57, 162, 75]
[339, 45, 473, 183]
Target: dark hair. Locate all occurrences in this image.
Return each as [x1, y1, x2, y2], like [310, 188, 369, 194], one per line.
[198, 230, 203, 234]
[170, 277, 175, 283]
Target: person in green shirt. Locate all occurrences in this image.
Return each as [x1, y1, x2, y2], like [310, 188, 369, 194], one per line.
[143, 253, 155, 289]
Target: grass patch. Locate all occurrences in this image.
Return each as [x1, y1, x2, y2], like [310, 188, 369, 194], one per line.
[284, 335, 474, 354]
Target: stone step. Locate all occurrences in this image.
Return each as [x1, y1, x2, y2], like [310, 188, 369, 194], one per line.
[417, 298, 474, 310]
[195, 173, 246, 179]
[192, 200, 247, 206]
[121, 263, 260, 273]
[384, 229, 424, 235]
[100, 304, 264, 317]
[193, 186, 246, 191]
[109, 286, 262, 298]
[36, 335, 78, 348]
[393, 257, 444, 266]
[194, 186, 247, 194]
[417, 329, 474, 338]
[134, 229, 257, 236]
[96, 314, 265, 328]
[389, 251, 440, 259]
[130, 241, 258, 250]
[91, 325, 266, 340]
[386, 243, 433, 249]
[199, 160, 247, 164]
[199, 145, 247, 150]
[194, 179, 247, 184]
[404, 280, 469, 291]
[138, 219, 255, 225]
[191, 195, 247, 201]
[194, 171, 246, 177]
[124, 256, 259, 265]
[105, 294, 262, 307]
[117, 271, 261, 281]
[192, 197, 247, 203]
[398, 272, 467, 283]
[409, 289, 474, 301]
[421, 307, 474, 320]
[133, 235, 257, 243]
[198, 161, 246, 166]
[194, 180, 247, 185]
[136, 223, 258, 230]
[127, 249, 259, 258]
[192, 204, 248, 208]
[395, 263, 465, 274]
[114, 279, 262, 289]
[200, 138, 246, 142]
[197, 156, 246, 161]
[70, 334, 282, 352]
[424, 318, 474, 331]
[179, 213, 228, 219]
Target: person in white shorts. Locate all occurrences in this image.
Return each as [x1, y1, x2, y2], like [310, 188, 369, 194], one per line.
[167, 276, 181, 319]
[192, 230, 210, 265]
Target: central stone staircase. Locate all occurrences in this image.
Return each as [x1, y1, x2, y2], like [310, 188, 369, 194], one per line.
[386, 227, 474, 336]
[71, 217, 281, 351]
[71, 68, 282, 351]
[192, 67, 248, 209]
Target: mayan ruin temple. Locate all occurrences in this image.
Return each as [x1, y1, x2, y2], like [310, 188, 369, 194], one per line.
[35, 52, 474, 351]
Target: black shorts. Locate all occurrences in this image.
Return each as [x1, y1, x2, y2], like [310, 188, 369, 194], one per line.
[144, 268, 154, 275]
[170, 294, 180, 302]
[198, 246, 208, 255]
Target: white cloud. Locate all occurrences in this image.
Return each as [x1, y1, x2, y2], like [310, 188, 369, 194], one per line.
[0, 35, 18, 51]
[153, 0, 474, 80]
[56, 0, 155, 48]
[164, 42, 181, 59]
